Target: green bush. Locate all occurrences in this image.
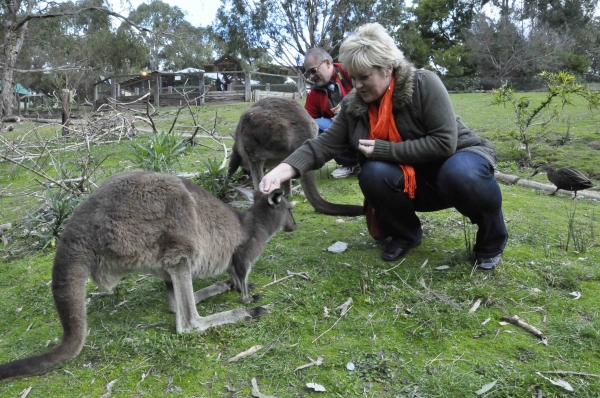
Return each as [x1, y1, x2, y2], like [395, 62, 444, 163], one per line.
[193, 158, 230, 200]
[22, 188, 85, 250]
[128, 132, 188, 172]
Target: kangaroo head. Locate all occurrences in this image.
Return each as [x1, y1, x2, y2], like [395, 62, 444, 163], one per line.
[259, 189, 297, 233]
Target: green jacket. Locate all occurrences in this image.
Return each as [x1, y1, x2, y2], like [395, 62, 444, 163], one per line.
[285, 60, 497, 174]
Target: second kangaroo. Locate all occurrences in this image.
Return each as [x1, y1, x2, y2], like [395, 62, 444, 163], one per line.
[228, 97, 364, 216]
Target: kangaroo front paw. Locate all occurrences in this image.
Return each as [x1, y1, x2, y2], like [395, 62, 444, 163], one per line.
[247, 306, 269, 319]
[250, 294, 262, 303]
[227, 279, 256, 293]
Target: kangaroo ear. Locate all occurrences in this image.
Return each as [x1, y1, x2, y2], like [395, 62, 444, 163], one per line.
[234, 187, 255, 202]
[268, 189, 284, 206]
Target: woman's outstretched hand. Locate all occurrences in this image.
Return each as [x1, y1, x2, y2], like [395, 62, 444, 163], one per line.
[259, 163, 297, 193]
[358, 139, 375, 158]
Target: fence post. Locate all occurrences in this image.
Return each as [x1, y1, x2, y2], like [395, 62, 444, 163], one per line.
[93, 83, 99, 111]
[297, 73, 304, 97]
[154, 74, 160, 106]
[61, 89, 71, 136]
[110, 78, 117, 101]
[199, 71, 205, 105]
[245, 71, 251, 102]
[265, 83, 270, 91]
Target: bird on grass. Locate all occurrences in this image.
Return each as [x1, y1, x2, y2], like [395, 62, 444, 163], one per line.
[531, 164, 594, 198]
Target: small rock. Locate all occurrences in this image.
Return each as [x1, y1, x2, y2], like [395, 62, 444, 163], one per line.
[327, 241, 348, 253]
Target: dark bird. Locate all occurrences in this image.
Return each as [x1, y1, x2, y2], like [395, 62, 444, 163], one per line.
[531, 164, 594, 197]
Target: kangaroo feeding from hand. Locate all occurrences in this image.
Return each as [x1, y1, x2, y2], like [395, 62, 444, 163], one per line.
[0, 171, 296, 382]
[228, 97, 364, 216]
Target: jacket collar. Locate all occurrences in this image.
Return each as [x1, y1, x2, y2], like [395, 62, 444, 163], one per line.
[346, 58, 415, 118]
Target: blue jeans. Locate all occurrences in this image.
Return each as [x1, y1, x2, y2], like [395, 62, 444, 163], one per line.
[358, 152, 508, 257]
[316, 118, 358, 167]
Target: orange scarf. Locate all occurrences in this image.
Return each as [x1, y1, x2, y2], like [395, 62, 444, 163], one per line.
[367, 77, 416, 198]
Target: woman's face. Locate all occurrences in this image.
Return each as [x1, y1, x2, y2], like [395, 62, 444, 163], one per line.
[350, 66, 393, 104]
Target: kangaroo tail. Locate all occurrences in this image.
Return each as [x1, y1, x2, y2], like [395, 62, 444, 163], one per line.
[0, 246, 88, 382]
[300, 171, 364, 216]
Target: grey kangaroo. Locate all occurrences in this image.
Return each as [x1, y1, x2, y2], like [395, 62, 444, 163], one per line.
[0, 171, 296, 381]
[228, 97, 363, 217]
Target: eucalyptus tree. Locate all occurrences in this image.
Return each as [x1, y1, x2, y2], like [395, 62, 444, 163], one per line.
[121, 0, 214, 72]
[212, 0, 408, 68]
[406, 0, 484, 75]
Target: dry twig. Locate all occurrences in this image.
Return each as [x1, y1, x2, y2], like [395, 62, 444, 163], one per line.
[418, 277, 461, 310]
[223, 345, 263, 364]
[262, 270, 311, 288]
[312, 305, 352, 344]
[537, 370, 600, 378]
[501, 315, 548, 345]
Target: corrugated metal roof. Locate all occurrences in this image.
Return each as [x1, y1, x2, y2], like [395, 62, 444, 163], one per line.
[0, 81, 31, 95]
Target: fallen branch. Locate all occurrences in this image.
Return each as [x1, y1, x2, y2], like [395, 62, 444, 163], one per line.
[0, 152, 78, 194]
[223, 345, 262, 364]
[418, 277, 461, 310]
[251, 377, 278, 398]
[537, 370, 600, 378]
[137, 322, 166, 330]
[501, 315, 548, 345]
[262, 270, 311, 288]
[295, 356, 323, 371]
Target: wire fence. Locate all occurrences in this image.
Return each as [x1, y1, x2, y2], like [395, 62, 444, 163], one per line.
[441, 74, 600, 92]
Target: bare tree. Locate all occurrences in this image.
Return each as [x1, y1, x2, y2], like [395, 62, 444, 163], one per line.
[213, 0, 407, 68]
[466, 13, 573, 79]
[0, 0, 150, 118]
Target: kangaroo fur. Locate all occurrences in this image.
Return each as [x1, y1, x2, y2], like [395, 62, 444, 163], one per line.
[0, 171, 296, 381]
[228, 97, 364, 217]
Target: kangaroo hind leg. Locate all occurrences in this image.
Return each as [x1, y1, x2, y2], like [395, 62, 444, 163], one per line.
[166, 258, 264, 333]
[168, 280, 235, 312]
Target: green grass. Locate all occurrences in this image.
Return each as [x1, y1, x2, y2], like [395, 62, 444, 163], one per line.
[1, 94, 599, 396]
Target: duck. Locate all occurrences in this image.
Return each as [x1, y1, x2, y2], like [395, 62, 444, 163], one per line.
[531, 164, 594, 197]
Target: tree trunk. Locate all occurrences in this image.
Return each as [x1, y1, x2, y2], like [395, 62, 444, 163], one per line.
[61, 89, 71, 136]
[0, 11, 30, 119]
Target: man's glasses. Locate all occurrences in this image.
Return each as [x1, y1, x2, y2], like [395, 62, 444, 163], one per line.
[303, 59, 327, 80]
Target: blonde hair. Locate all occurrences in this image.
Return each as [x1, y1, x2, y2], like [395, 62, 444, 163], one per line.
[339, 23, 405, 76]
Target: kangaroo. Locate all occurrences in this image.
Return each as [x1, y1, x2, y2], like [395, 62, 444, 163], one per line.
[0, 171, 296, 382]
[228, 97, 364, 217]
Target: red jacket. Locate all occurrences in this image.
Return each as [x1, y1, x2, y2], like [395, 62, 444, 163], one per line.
[305, 63, 353, 119]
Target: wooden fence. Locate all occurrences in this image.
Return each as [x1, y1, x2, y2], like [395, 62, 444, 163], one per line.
[94, 70, 305, 110]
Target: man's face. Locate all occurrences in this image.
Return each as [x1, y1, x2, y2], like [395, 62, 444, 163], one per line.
[303, 56, 333, 87]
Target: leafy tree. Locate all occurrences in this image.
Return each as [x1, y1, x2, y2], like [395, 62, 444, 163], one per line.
[407, 0, 483, 73]
[122, 0, 214, 72]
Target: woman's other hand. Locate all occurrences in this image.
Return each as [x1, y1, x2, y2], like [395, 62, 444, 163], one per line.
[358, 139, 375, 158]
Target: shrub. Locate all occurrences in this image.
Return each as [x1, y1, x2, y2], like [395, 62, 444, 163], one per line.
[128, 132, 188, 172]
[22, 188, 85, 250]
[193, 158, 230, 200]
